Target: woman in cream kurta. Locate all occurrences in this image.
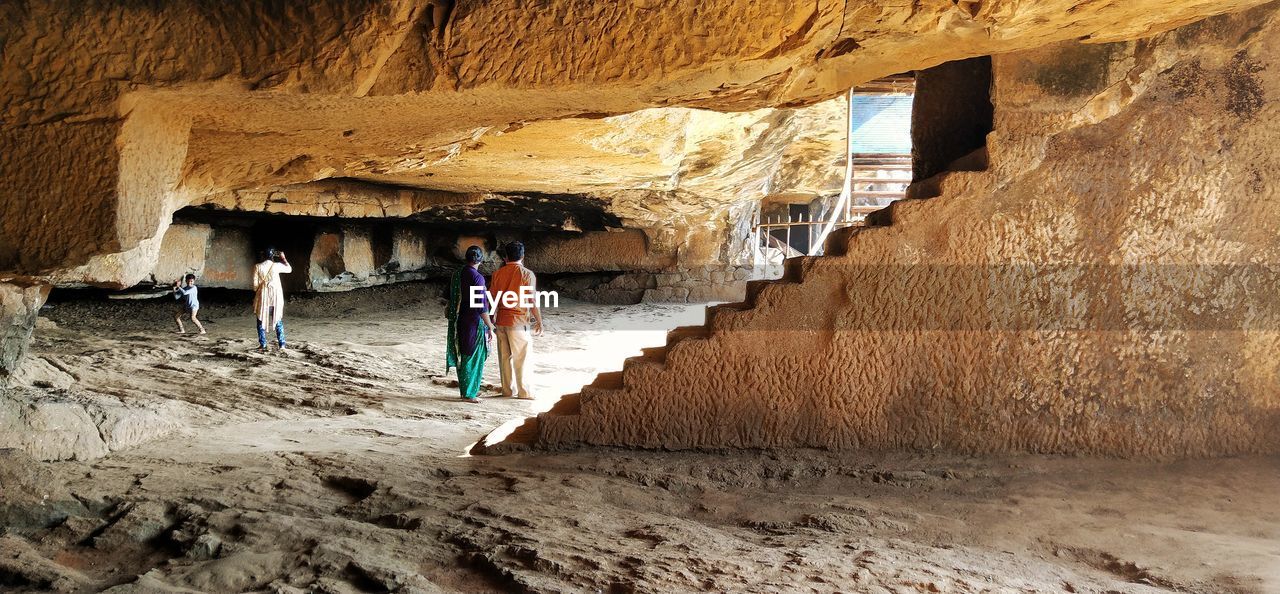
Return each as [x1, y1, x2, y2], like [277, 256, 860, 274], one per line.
[253, 249, 292, 351]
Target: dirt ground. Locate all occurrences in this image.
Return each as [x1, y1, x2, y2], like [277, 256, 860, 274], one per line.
[1, 283, 1277, 593]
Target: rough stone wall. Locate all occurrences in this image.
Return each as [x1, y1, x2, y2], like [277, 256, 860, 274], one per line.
[2, 0, 1265, 283]
[524, 230, 671, 274]
[149, 224, 212, 285]
[198, 181, 468, 220]
[641, 267, 754, 304]
[530, 6, 1280, 458]
[391, 227, 427, 272]
[341, 230, 376, 282]
[201, 228, 255, 290]
[2, 0, 1269, 375]
[0, 282, 48, 376]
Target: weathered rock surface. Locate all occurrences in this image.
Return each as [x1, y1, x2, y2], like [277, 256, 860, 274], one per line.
[3, 0, 1279, 461]
[0, 281, 49, 376]
[2, 0, 1267, 289]
[0, 386, 191, 462]
[514, 5, 1280, 457]
[0, 449, 87, 532]
[0, 535, 93, 592]
[145, 218, 692, 296]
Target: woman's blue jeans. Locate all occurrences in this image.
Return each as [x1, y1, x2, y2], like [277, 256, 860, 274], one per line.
[257, 316, 285, 348]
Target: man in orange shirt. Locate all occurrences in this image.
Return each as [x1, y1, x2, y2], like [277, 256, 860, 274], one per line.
[490, 241, 544, 399]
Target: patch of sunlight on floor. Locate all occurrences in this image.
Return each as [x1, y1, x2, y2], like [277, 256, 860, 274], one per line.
[512, 301, 709, 414]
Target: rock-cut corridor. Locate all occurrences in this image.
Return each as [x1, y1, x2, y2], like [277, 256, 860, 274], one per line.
[3, 0, 1280, 592]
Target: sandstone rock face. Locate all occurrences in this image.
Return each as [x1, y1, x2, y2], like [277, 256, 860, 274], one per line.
[525, 230, 672, 274]
[0, 282, 49, 376]
[203, 228, 256, 289]
[0, 385, 191, 462]
[150, 223, 212, 285]
[524, 6, 1280, 458]
[0, 449, 86, 532]
[2, 0, 1277, 452]
[1, 0, 1267, 289]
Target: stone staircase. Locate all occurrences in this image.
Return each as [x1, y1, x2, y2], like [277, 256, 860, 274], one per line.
[471, 162, 990, 454]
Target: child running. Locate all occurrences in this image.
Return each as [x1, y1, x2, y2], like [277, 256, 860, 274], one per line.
[173, 274, 206, 335]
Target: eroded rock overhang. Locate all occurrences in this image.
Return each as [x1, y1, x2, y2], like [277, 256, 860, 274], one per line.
[1, 0, 1274, 380]
[2, 0, 1269, 284]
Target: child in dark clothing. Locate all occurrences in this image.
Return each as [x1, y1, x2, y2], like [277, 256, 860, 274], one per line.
[173, 274, 206, 335]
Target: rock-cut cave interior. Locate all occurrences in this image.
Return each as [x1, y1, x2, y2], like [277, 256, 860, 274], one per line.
[2, 1, 1279, 592]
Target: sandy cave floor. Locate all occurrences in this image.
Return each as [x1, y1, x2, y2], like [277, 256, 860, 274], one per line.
[1, 283, 1278, 593]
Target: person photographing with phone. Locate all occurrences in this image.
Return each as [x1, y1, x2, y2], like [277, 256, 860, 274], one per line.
[253, 247, 292, 352]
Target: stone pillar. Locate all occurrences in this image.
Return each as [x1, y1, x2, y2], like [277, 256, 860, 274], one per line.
[391, 226, 427, 271]
[0, 281, 50, 377]
[341, 227, 375, 281]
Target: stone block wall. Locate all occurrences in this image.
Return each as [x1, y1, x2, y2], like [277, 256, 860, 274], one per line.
[308, 227, 379, 291]
[550, 273, 656, 305]
[642, 266, 752, 303]
[163, 227, 254, 290]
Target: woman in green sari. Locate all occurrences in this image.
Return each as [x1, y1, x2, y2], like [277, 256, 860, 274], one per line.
[446, 246, 495, 402]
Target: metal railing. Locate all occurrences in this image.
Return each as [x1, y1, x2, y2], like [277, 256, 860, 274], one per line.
[753, 156, 913, 265]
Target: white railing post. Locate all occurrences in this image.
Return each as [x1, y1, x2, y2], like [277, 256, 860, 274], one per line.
[809, 88, 855, 256]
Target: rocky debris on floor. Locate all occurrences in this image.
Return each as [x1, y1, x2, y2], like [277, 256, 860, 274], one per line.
[0, 387, 191, 462]
[0, 536, 93, 592]
[0, 449, 87, 532]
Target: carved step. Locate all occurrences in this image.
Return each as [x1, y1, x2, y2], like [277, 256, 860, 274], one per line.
[622, 355, 666, 388]
[640, 345, 667, 359]
[823, 225, 873, 257]
[704, 302, 751, 327]
[666, 324, 710, 346]
[578, 385, 625, 413]
[622, 353, 665, 376]
[589, 370, 624, 390]
[864, 205, 894, 227]
[906, 165, 987, 200]
[783, 256, 811, 282]
[668, 335, 709, 359]
[628, 346, 668, 367]
[543, 392, 581, 416]
[744, 279, 773, 304]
